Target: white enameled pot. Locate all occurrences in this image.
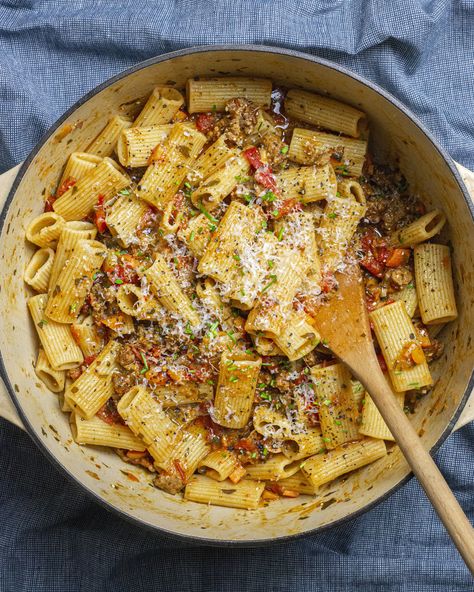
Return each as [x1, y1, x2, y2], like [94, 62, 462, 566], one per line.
[0, 46, 473, 544]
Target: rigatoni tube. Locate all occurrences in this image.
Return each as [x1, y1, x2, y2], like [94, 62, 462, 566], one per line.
[370, 301, 432, 392]
[301, 438, 387, 489]
[212, 352, 262, 429]
[414, 243, 457, 324]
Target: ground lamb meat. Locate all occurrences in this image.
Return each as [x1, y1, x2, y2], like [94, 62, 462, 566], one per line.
[260, 131, 287, 168]
[208, 98, 260, 147]
[117, 343, 136, 369]
[90, 283, 122, 323]
[116, 449, 156, 472]
[386, 266, 413, 289]
[153, 472, 185, 494]
[362, 165, 423, 233]
[111, 371, 135, 400]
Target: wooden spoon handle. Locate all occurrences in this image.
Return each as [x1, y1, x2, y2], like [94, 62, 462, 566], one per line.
[361, 369, 474, 574]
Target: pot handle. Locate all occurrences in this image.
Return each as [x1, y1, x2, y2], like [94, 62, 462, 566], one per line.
[0, 161, 473, 432]
[0, 164, 25, 429]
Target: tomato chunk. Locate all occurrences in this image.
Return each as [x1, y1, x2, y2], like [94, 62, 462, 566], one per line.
[243, 146, 263, 170]
[385, 248, 411, 268]
[196, 113, 216, 134]
[94, 194, 107, 233]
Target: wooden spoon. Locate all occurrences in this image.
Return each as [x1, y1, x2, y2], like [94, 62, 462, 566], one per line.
[312, 263, 474, 574]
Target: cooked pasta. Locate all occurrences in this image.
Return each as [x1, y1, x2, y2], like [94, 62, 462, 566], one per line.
[87, 115, 133, 158]
[24, 77, 455, 510]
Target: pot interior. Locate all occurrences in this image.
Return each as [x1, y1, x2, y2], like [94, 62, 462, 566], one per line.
[0, 48, 472, 542]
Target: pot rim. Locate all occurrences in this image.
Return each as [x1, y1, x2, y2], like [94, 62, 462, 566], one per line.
[0, 44, 472, 547]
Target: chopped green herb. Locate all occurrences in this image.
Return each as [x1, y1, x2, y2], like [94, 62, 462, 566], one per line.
[245, 348, 254, 355]
[211, 104, 217, 113]
[280, 145, 289, 155]
[336, 164, 350, 176]
[207, 321, 219, 338]
[37, 319, 48, 328]
[207, 379, 215, 386]
[322, 338, 329, 346]
[262, 274, 278, 293]
[267, 260, 274, 269]
[189, 231, 195, 242]
[262, 447, 269, 456]
[322, 437, 332, 443]
[235, 175, 250, 183]
[225, 330, 236, 344]
[251, 452, 258, 459]
[262, 191, 277, 202]
[184, 181, 192, 189]
[69, 302, 77, 314]
[277, 227, 284, 241]
[197, 201, 218, 224]
[272, 209, 280, 217]
[208, 224, 217, 232]
[114, 278, 124, 285]
[407, 382, 420, 388]
[334, 419, 342, 426]
[243, 193, 253, 203]
[118, 188, 130, 196]
[92, 271, 100, 280]
[260, 392, 272, 401]
[323, 399, 331, 406]
[184, 322, 194, 336]
[327, 212, 337, 219]
[140, 352, 149, 374]
[229, 375, 239, 383]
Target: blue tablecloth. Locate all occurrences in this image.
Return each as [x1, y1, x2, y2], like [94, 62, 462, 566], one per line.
[0, 2, 473, 590]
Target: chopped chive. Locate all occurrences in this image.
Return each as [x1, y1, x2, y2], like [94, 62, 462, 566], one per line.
[277, 227, 284, 241]
[184, 322, 194, 336]
[208, 223, 217, 232]
[114, 278, 124, 285]
[267, 260, 274, 269]
[140, 352, 149, 374]
[207, 320, 219, 338]
[189, 231, 195, 242]
[37, 319, 48, 328]
[260, 392, 272, 401]
[245, 348, 254, 355]
[118, 188, 130, 196]
[229, 375, 239, 383]
[280, 145, 289, 154]
[323, 399, 331, 406]
[197, 201, 219, 224]
[262, 274, 278, 293]
[262, 191, 277, 202]
[327, 212, 337, 219]
[69, 302, 77, 314]
[322, 437, 331, 443]
[184, 181, 192, 189]
[225, 330, 236, 344]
